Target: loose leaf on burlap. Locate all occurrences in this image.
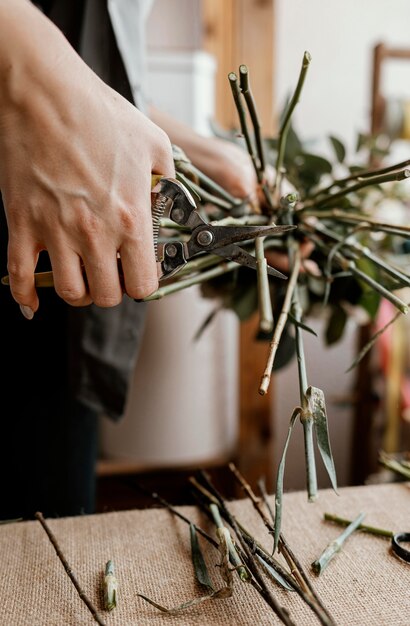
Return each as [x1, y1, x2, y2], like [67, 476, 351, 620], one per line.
[138, 522, 232, 615]
[274, 408, 300, 552]
[190, 524, 214, 591]
[256, 555, 295, 591]
[306, 386, 338, 492]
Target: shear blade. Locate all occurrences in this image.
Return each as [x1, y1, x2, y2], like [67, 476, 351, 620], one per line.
[207, 224, 296, 251]
[213, 244, 287, 279]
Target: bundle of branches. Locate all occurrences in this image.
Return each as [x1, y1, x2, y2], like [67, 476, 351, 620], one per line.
[137, 465, 337, 626]
[145, 52, 410, 533]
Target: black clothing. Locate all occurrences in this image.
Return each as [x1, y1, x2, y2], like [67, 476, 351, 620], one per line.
[0, 1, 146, 518]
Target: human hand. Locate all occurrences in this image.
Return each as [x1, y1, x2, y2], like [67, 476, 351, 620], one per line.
[0, 2, 174, 315]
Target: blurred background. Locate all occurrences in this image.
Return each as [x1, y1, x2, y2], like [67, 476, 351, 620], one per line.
[97, 0, 410, 509]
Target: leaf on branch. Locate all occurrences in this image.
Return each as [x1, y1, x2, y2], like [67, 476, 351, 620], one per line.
[329, 135, 346, 163]
[287, 312, 318, 337]
[306, 386, 338, 493]
[325, 305, 347, 345]
[193, 308, 220, 342]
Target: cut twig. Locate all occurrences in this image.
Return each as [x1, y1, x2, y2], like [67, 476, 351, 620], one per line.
[35, 512, 106, 626]
[103, 560, 118, 611]
[324, 513, 393, 538]
[228, 71, 261, 183]
[307, 168, 410, 209]
[273, 51, 312, 203]
[312, 512, 365, 575]
[259, 246, 301, 394]
[309, 158, 410, 200]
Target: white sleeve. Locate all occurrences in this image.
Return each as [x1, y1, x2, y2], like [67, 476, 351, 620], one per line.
[107, 0, 154, 110]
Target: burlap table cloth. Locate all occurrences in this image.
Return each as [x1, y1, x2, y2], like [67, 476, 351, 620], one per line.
[1, 482, 409, 625]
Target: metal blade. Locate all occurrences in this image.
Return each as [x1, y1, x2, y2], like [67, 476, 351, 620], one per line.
[213, 244, 288, 279]
[206, 224, 296, 251]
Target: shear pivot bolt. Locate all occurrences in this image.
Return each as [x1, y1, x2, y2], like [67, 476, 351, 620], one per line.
[197, 230, 214, 247]
[171, 207, 184, 223]
[166, 243, 178, 258]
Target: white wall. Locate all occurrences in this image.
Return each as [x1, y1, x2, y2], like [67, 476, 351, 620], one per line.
[275, 0, 410, 154]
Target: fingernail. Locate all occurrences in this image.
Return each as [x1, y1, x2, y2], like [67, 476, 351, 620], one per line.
[20, 305, 34, 320]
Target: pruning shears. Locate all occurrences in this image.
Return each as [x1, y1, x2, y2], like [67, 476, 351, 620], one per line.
[151, 177, 294, 281]
[1, 177, 295, 289]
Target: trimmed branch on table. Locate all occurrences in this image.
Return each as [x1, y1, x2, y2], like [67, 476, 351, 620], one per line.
[35, 512, 106, 626]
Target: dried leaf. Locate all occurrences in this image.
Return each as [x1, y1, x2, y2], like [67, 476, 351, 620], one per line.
[138, 590, 227, 615]
[190, 524, 214, 592]
[306, 386, 338, 493]
[274, 408, 300, 552]
[256, 554, 295, 591]
[138, 524, 232, 616]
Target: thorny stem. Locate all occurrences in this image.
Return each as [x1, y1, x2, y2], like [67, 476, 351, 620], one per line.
[309, 158, 410, 199]
[273, 51, 312, 203]
[299, 209, 410, 238]
[259, 247, 301, 394]
[304, 230, 409, 315]
[35, 512, 106, 626]
[301, 221, 410, 289]
[305, 168, 410, 209]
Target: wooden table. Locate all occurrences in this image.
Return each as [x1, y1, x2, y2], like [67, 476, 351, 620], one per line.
[2, 483, 410, 625]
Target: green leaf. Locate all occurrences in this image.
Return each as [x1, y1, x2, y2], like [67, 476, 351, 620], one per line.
[193, 308, 220, 342]
[325, 306, 347, 345]
[287, 312, 318, 337]
[329, 135, 346, 163]
[190, 524, 214, 592]
[274, 408, 300, 552]
[355, 257, 381, 320]
[306, 386, 338, 493]
[296, 153, 333, 175]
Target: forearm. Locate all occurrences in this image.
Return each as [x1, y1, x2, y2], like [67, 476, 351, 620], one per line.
[149, 106, 205, 159]
[150, 105, 257, 199]
[0, 0, 85, 109]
